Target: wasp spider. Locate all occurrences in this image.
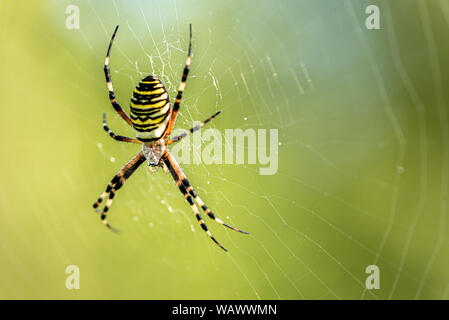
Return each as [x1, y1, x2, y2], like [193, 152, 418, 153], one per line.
[92, 24, 248, 252]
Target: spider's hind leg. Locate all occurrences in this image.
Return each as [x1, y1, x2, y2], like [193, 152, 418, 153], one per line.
[164, 24, 193, 138]
[104, 25, 134, 127]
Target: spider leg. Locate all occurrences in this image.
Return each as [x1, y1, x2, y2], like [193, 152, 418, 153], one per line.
[166, 111, 221, 145]
[164, 150, 248, 234]
[104, 25, 133, 127]
[163, 150, 228, 252]
[93, 151, 146, 232]
[103, 113, 142, 144]
[182, 178, 249, 234]
[164, 24, 192, 138]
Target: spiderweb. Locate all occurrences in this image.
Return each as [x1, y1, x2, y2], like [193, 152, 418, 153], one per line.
[7, 0, 448, 299]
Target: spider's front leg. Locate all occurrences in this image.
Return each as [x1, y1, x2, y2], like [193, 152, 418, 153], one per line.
[163, 150, 249, 251]
[93, 151, 146, 232]
[163, 151, 228, 251]
[164, 151, 248, 234]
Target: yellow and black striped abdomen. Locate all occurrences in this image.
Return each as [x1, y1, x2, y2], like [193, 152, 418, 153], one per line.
[130, 75, 171, 142]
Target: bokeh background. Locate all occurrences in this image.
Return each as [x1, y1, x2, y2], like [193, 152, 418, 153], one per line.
[1, 0, 449, 299]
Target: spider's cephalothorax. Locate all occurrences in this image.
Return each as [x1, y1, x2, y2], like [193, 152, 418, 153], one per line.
[142, 139, 166, 167]
[93, 24, 248, 252]
[130, 75, 171, 143]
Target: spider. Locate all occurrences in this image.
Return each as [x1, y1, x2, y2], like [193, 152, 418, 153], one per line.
[92, 24, 248, 252]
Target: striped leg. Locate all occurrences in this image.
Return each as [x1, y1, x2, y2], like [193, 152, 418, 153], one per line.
[93, 151, 146, 232]
[164, 24, 192, 138]
[166, 111, 221, 145]
[104, 25, 133, 127]
[103, 113, 141, 144]
[182, 178, 248, 234]
[163, 150, 228, 252]
[164, 151, 248, 234]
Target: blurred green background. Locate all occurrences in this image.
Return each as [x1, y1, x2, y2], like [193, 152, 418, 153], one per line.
[1, 0, 449, 299]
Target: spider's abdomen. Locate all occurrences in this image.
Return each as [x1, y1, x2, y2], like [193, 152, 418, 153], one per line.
[130, 75, 171, 142]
